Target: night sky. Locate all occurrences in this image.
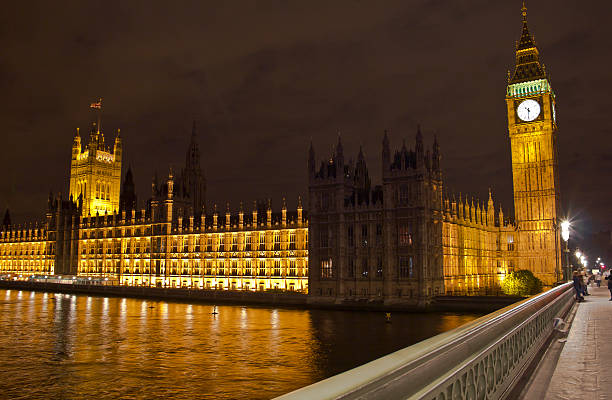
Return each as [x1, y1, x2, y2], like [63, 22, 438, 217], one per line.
[1, 1, 610, 243]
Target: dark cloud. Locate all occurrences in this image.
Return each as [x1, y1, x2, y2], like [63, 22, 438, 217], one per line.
[0, 0, 610, 243]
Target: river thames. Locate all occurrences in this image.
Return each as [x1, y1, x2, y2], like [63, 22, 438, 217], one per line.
[0, 289, 480, 399]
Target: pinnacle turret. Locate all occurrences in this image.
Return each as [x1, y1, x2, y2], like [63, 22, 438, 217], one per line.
[382, 130, 391, 178]
[308, 140, 316, 176]
[432, 135, 441, 172]
[415, 125, 424, 165]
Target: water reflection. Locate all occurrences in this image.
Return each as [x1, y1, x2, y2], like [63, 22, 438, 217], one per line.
[0, 289, 480, 399]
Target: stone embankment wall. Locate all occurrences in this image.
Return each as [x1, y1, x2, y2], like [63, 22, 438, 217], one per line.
[0, 281, 523, 313]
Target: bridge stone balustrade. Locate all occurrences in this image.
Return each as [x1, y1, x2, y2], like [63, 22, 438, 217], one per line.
[276, 282, 574, 400]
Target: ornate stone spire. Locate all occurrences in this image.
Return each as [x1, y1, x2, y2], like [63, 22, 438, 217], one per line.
[415, 124, 424, 165]
[308, 139, 316, 176]
[509, 1, 545, 84]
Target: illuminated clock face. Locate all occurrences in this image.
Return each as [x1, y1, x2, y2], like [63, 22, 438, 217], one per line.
[517, 99, 541, 122]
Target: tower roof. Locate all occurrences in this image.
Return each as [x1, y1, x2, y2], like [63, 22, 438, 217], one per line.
[509, 2, 546, 84]
[185, 120, 201, 170]
[517, 2, 535, 51]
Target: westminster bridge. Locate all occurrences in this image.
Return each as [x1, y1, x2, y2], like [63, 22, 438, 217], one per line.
[278, 282, 578, 400]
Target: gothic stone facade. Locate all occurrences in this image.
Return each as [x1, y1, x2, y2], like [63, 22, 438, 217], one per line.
[307, 5, 562, 305]
[77, 188, 308, 292]
[1, 123, 308, 294]
[308, 131, 445, 306]
[69, 122, 122, 216]
[1, 5, 561, 302]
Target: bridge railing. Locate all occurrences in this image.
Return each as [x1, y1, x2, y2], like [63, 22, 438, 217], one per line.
[276, 283, 574, 400]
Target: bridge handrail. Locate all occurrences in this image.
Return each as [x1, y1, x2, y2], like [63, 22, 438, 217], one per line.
[276, 282, 574, 400]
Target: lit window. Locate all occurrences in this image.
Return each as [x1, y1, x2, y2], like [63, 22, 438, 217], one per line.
[321, 259, 333, 278]
[399, 224, 412, 246]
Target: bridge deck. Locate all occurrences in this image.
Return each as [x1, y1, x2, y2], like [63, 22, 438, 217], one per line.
[546, 285, 612, 399]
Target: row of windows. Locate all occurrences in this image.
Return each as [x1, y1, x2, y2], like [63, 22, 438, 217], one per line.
[81, 233, 306, 254]
[82, 227, 152, 238]
[0, 248, 48, 256]
[81, 229, 304, 244]
[79, 261, 307, 277]
[321, 224, 413, 248]
[81, 259, 305, 268]
[321, 256, 414, 279]
[0, 233, 45, 240]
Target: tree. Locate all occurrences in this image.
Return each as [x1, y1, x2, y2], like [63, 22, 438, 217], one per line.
[502, 270, 543, 296]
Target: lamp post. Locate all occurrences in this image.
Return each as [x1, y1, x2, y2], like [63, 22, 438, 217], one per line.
[561, 221, 570, 281]
[575, 250, 582, 274]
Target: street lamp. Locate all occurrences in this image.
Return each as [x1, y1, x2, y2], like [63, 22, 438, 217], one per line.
[561, 221, 570, 281]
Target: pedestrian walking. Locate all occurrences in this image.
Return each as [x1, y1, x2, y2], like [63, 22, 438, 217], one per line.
[573, 270, 584, 302]
[581, 270, 590, 296]
[607, 273, 612, 301]
[596, 273, 602, 287]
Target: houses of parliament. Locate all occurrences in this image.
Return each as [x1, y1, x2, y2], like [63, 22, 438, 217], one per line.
[0, 5, 562, 305]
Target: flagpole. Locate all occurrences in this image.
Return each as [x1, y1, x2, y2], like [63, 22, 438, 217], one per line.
[89, 98, 103, 134]
[97, 98, 102, 134]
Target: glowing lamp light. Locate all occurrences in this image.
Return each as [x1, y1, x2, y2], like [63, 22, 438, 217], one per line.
[561, 221, 570, 242]
[575, 250, 582, 259]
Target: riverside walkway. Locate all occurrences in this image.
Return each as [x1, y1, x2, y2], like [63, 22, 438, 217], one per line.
[522, 284, 612, 399]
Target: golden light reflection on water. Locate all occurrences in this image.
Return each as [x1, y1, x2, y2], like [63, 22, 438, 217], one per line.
[0, 290, 480, 399]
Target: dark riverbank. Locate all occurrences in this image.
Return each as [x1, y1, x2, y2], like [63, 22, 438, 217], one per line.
[0, 280, 523, 313]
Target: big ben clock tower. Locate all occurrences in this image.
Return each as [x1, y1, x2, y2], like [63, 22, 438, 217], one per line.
[506, 3, 561, 285]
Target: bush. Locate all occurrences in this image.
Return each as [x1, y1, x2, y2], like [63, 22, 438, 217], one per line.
[501, 270, 543, 296]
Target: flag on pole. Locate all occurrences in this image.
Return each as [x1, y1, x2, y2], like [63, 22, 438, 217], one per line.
[90, 99, 102, 109]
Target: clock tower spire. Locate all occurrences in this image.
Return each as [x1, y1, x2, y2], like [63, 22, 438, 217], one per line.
[506, 1, 561, 285]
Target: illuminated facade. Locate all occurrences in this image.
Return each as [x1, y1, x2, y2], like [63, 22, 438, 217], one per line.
[308, 4, 561, 303]
[0, 5, 560, 301]
[0, 225, 52, 277]
[69, 121, 122, 217]
[308, 133, 517, 303]
[441, 192, 517, 294]
[505, 5, 561, 285]
[0, 193, 308, 293]
[1, 117, 308, 293]
[76, 193, 308, 291]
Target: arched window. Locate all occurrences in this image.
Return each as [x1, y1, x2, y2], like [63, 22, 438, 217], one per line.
[96, 182, 100, 199]
[107, 184, 111, 200]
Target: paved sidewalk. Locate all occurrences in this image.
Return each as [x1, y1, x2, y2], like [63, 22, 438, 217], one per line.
[545, 285, 612, 400]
